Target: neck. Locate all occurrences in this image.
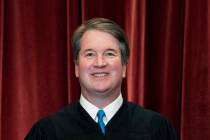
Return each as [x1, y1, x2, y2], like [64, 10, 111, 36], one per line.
[81, 89, 121, 108]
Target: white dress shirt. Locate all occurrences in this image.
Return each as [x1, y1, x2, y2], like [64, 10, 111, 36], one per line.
[79, 93, 123, 125]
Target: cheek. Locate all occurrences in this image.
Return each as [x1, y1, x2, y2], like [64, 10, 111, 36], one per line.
[110, 62, 124, 74]
[77, 61, 92, 74]
[109, 59, 126, 77]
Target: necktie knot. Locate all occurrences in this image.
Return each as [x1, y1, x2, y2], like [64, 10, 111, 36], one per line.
[97, 110, 105, 134]
[97, 110, 105, 119]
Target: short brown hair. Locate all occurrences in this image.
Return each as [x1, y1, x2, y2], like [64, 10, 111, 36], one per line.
[72, 18, 130, 64]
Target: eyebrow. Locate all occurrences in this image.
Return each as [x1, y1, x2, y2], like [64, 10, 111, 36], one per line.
[82, 49, 95, 53]
[105, 48, 118, 53]
[81, 48, 119, 53]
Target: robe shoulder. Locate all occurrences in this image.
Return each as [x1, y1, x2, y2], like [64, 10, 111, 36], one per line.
[126, 102, 179, 140]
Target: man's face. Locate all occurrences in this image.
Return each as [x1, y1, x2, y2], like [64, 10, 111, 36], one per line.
[75, 30, 126, 96]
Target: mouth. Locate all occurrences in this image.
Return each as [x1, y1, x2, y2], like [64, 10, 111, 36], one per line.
[91, 72, 109, 77]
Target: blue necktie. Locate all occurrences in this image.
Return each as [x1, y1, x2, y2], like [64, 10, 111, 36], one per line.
[97, 110, 106, 134]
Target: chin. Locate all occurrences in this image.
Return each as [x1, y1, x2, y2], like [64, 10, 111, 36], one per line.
[91, 84, 110, 90]
[92, 88, 111, 94]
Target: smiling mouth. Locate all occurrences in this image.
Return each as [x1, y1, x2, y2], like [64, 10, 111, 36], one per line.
[91, 72, 109, 77]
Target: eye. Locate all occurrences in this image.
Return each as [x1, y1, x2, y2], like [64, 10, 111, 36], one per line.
[84, 52, 96, 58]
[104, 51, 117, 57]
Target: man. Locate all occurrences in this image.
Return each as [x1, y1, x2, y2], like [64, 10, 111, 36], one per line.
[25, 18, 178, 140]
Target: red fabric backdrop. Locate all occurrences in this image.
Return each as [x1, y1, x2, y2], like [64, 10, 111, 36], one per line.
[0, 0, 210, 140]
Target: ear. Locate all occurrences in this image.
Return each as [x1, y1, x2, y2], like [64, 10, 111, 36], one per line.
[122, 64, 127, 78]
[75, 64, 79, 77]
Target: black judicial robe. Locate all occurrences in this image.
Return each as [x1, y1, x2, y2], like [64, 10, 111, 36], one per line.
[25, 100, 178, 140]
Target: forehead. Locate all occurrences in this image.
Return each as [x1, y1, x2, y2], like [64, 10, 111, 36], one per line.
[80, 30, 120, 52]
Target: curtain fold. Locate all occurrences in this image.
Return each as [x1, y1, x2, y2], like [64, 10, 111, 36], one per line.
[181, 0, 210, 139]
[66, 0, 81, 102]
[125, 0, 146, 106]
[144, 0, 184, 132]
[0, 0, 4, 139]
[0, 0, 210, 140]
[1, 0, 69, 140]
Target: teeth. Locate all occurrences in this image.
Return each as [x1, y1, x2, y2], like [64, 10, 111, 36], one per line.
[92, 73, 107, 77]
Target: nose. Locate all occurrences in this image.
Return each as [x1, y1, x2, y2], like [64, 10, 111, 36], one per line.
[94, 55, 107, 67]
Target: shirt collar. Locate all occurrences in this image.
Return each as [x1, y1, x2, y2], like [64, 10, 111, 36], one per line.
[79, 93, 123, 125]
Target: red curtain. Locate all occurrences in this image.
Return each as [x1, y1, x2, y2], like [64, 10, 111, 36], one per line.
[1, 0, 210, 140]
